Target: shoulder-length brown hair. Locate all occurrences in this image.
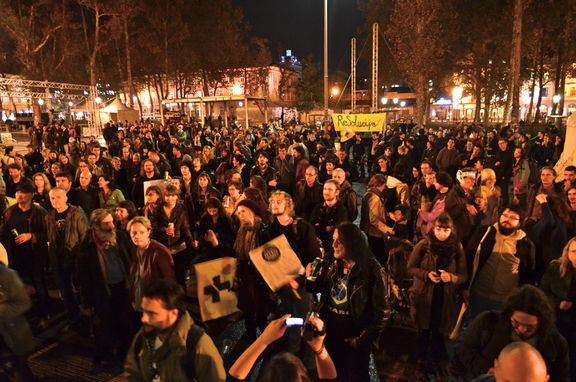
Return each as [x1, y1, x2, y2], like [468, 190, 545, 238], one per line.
[559, 237, 576, 278]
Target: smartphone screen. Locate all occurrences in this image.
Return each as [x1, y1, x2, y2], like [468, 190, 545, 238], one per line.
[285, 317, 304, 326]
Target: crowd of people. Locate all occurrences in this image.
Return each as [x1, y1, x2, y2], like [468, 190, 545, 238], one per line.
[0, 118, 575, 382]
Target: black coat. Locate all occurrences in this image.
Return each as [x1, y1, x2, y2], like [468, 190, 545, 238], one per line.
[453, 310, 570, 382]
[76, 230, 132, 313]
[306, 255, 389, 347]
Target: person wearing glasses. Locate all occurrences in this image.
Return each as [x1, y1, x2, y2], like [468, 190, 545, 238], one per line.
[462, 205, 535, 321]
[452, 285, 569, 382]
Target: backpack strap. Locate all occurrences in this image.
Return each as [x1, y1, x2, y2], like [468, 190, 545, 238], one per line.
[180, 324, 205, 381]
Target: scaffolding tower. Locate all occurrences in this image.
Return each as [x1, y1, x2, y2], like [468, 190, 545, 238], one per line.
[372, 23, 379, 112]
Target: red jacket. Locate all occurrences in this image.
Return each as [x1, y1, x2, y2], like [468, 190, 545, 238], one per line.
[130, 239, 175, 290]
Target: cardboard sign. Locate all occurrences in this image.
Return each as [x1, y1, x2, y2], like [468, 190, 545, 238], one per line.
[248, 234, 304, 292]
[194, 257, 239, 322]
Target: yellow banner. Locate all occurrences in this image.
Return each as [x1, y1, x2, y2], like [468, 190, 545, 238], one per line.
[332, 113, 386, 132]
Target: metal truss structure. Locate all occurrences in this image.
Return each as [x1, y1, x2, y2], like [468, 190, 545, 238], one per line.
[0, 78, 100, 136]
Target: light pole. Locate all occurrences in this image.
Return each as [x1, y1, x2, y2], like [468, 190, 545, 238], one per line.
[323, 0, 329, 124]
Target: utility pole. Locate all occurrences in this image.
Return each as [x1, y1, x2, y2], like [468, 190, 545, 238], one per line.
[372, 23, 379, 113]
[323, 0, 329, 124]
[351, 38, 356, 113]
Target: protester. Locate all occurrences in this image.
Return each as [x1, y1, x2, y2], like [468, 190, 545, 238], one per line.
[124, 279, 226, 382]
[453, 285, 570, 382]
[306, 222, 388, 381]
[540, 237, 576, 380]
[310, 180, 348, 249]
[472, 342, 549, 382]
[76, 209, 134, 374]
[1, 182, 50, 318]
[228, 315, 337, 381]
[45, 187, 89, 324]
[464, 206, 536, 320]
[294, 165, 323, 221]
[408, 213, 467, 375]
[0, 255, 36, 381]
[360, 174, 394, 265]
[127, 216, 176, 310]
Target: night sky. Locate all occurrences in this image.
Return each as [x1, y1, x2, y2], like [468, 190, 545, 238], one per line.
[233, 0, 364, 73]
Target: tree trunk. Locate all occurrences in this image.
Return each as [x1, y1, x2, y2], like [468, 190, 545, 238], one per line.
[534, 62, 544, 123]
[557, 68, 566, 129]
[484, 79, 492, 125]
[552, 39, 564, 116]
[123, 15, 134, 108]
[416, 73, 427, 126]
[474, 66, 482, 123]
[146, 76, 155, 116]
[508, 0, 523, 124]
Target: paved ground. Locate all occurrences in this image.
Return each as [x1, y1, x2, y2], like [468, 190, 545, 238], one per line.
[0, 136, 426, 381]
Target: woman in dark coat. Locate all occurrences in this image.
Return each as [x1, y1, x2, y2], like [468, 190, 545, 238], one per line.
[540, 237, 576, 380]
[407, 213, 467, 373]
[150, 184, 193, 289]
[192, 171, 221, 216]
[197, 197, 235, 260]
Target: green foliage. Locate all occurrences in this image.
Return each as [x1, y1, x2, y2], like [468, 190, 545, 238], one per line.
[294, 57, 323, 114]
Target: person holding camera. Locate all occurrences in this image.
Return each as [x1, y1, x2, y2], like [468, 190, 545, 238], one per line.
[228, 314, 337, 381]
[305, 222, 389, 382]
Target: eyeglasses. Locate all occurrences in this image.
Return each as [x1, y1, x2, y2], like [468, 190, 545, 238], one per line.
[501, 213, 520, 221]
[510, 317, 537, 332]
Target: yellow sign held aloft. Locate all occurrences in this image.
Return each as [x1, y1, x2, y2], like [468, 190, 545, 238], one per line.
[332, 113, 387, 132]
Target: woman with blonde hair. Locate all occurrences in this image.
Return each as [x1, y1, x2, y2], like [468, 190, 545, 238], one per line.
[32, 172, 52, 210]
[474, 168, 502, 226]
[540, 237, 576, 376]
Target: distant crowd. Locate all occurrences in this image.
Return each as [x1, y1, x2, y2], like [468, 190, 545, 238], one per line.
[0, 118, 574, 382]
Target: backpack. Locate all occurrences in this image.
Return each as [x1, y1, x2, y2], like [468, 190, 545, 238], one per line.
[134, 323, 205, 381]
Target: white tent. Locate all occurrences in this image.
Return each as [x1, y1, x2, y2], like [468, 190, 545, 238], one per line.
[99, 97, 140, 124]
[554, 113, 576, 180]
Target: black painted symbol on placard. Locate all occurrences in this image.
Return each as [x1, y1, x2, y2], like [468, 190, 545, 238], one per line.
[204, 275, 232, 303]
[262, 245, 281, 262]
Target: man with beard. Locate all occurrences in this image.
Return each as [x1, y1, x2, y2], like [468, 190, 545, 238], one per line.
[76, 209, 133, 374]
[310, 180, 349, 249]
[250, 151, 277, 189]
[124, 279, 225, 382]
[453, 285, 569, 382]
[268, 191, 321, 365]
[463, 205, 536, 320]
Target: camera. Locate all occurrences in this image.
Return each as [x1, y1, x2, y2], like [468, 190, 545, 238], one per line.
[302, 312, 326, 341]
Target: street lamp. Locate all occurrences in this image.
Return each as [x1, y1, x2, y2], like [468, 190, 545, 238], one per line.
[393, 98, 399, 104]
[400, 101, 406, 107]
[553, 94, 561, 104]
[381, 97, 388, 105]
[331, 86, 340, 96]
[37, 99, 44, 105]
[94, 96, 102, 104]
[68, 101, 73, 107]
